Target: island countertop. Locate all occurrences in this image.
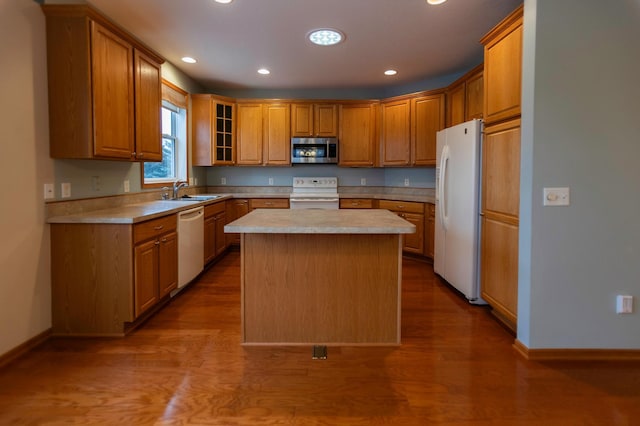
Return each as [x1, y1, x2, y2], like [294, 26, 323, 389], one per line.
[224, 209, 415, 234]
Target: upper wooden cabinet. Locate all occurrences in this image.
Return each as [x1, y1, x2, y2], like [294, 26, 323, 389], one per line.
[481, 5, 523, 125]
[192, 94, 235, 166]
[339, 103, 378, 167]
[42, 5, 164, 161]
[380, 93, 444, 167]
[291, 103, 338, 137]
[411, 93, 445, 166]
[236, 102, 291, 166]
[446, 65, 484, 127]
[380, 99, 411, 166]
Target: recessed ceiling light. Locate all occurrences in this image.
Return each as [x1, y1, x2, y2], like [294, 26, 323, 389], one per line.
[308, 28, 344, 46]
[257, 68, 270, 75]
[384, 70, 398, 76]
[214, 0, 233, 4]
[427, 0, 447, 4]
[181, 57, 197, 64]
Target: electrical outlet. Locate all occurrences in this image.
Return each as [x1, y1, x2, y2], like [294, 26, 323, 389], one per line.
[404, 178, 410, 187]
[189, 177, 194, 185]
[91, 176, 101, 192]
[268, 177, 274, 185]
[61, 182, 71, 198]
[361, 178, 366, 186]
[221, 177, 227, 185]
[44, 183, 54, 200]
[123, 180, 130, 193]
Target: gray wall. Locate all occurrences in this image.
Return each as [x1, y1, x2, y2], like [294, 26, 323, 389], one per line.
[519, 0, 640, 348]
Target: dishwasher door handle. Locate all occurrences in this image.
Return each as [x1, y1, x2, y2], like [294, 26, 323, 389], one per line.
[178, 207, 204, 221]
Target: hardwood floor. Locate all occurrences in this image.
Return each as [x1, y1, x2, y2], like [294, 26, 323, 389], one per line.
[1, 251, 639, 425]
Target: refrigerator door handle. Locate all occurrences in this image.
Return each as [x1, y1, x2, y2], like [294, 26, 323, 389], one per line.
[438, 144, 449, 231]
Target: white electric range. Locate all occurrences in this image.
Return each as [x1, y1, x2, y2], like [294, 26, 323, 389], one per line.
[289, 177, 339, 210]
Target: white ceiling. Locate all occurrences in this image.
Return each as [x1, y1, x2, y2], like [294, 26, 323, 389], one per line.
[87, 0, 522, 93]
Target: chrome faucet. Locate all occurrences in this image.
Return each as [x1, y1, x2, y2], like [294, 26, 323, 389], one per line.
[172, 180, 188, 199]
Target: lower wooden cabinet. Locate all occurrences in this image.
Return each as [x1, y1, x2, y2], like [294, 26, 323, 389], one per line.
[339, 198, 374, 209]
[51, 213, 178, 336]
[426, 203, 435, 258]
[480, 216, 519, 328]
[225, 199, 249, 246]
[133, 215, 178, 318]
[204, 201, 227, 264]
[378, 200, 425, 255]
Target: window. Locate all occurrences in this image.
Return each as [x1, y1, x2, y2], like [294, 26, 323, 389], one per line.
[142, 81, 189, 187]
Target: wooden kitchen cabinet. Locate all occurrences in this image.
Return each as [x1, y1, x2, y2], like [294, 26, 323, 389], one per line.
[204, 202, 227, 264]
[225, 199, 250, 245]
[379, 200, 425, 255]
[339, 103, 378, 167]
[380, 99, 411, 166]
[483, 119, 521, 218]
[479, 4, 523, 331]
[50, 213, 177, 336]
[426, 203, 435, 259]
[340, 199, 374, 209]
[481, 5, 523, 125]
[42, 5, 163, 161]
[237, 102, 291, 165]
[291, 103, 338, 137]
[192, 94, 235, 166]
[133, 215, 178, 318]
[263, 103, 291, 165]
[250, 198, 290, 209]
[446, 65, 483, 127]
[411, 93, 445, 166]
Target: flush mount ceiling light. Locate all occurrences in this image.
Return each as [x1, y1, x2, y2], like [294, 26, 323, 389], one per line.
[427, 0, 447, 4]
[308, 28, 344, 46]
[214, 0, 233, 4]
[257, 68, 270, 75]
[181, 56, 197, 64]
[384, 69, 398, 76]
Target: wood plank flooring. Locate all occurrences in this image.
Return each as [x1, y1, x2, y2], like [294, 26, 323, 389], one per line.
[1, 251, 639, 425]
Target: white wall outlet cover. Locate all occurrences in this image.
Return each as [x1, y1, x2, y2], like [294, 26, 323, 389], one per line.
[404, 178, 410, 187]
[268, 178, 274, 185]
[123, 180, 130, 193]
[221, 177, 227, 185]
[61, 182, 71, 198]
[361, 178, 366, 186]
[543, 187, 570, 206]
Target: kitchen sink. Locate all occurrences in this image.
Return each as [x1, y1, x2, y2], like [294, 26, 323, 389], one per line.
[169, 195, 222, 201]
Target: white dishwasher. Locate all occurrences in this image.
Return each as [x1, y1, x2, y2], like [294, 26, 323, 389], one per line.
[177, 206, 204, 290]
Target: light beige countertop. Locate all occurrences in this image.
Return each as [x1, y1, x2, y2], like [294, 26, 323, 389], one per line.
[47, 197, 232, 224]
[46, 187, 435, 224]
[224, 209, 416, 234]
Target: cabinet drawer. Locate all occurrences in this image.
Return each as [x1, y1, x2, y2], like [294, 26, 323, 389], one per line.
[378, 200, 424, 214]
[134, 214, 176, 244]
[340, 199, 374, 209]
[204, 201, 226, 218]
[250, 198, 289, 209]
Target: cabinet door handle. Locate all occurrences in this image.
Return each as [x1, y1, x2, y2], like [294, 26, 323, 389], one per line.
[154, 241, 160, 246]
[154, 225, 164, 230]
[160, 238, 167, 243]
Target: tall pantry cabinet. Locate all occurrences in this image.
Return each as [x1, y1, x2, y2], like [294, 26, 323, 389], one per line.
[480, 5, 523, 331]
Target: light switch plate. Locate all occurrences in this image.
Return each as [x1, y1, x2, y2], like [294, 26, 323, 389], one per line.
[543, 187, 570, 206]
[617, 295, 633, 314]
[44, 183, 54, 200]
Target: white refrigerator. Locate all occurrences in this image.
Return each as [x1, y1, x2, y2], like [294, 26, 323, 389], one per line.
[434, 119, 485, 304]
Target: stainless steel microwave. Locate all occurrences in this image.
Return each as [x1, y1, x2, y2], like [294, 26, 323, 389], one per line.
[291, 138, 338, 164]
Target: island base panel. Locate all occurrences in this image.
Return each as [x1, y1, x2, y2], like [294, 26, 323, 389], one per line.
[241, 233, 401, 345]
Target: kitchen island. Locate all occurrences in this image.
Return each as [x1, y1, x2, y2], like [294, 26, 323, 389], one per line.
[224, 209, 415, 346]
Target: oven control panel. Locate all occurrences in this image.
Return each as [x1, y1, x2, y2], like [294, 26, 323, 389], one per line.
[292, 177, 338, 189]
